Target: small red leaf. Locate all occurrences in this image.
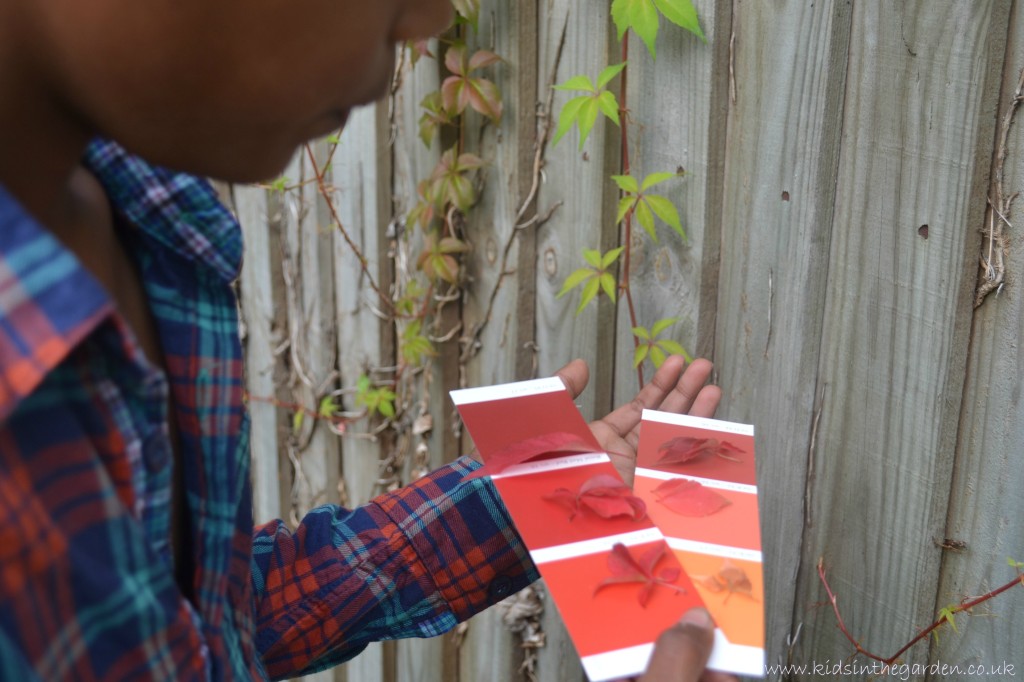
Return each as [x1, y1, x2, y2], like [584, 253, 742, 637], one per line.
[656, 436, 712, 464]
[542, 488, 579, 520]
[654, 479, 731, 517]
[544, 474, 647, 521]
[464, 431, 596, 480]
[656, 436, 745, 465]
[593, 542, 686, 608]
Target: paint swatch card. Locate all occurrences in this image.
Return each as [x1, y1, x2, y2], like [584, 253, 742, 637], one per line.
[452, 379, 707, 681]
[634, 409, 765, 677]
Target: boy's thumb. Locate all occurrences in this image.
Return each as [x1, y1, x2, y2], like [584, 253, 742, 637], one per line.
[640, 608, 715, 682]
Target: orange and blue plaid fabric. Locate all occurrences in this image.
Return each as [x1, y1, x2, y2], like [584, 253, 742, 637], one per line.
[0, 140, 537, 680]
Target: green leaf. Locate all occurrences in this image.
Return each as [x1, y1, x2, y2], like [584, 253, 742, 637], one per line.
[552, 96, 588, 147]
[631, 326, 651, 341]
[657, 339, 692, 362]
[597, 91, 621, 126]
[650, 346, 667, 368]
[558, 267, 594, 297]
[577, 98, 601, 150]
[640, 171, 679, 191]
[611, 174, 640, 193]
[938, 605, 959, 633]
[633, 344, 650, 367]
[554, 74, 596, 92]
[578, 277, 601, 314]
[292, 410, 305, 434]
[644, 194, 685, 240]
[357, 375, 371, 393]
[635, 200, 657, 241]
[597, 62, 628, 89]
[653, 0, 705, 41]
[599, 272, 617, 301]
[651, 317, 678, 336]
[616, 196, 636, 225]
[611, 0, 660, 58]
[378, 398, 396, 419]
[601, 246, 625, 268]
[318, 396, 336, 418]
[583, 248, 603, 268]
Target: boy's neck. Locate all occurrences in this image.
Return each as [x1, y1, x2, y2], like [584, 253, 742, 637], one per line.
[0, 15, 92, 227]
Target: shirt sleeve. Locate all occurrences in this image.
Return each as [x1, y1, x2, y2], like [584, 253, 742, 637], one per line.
[250, 456, 539, 680]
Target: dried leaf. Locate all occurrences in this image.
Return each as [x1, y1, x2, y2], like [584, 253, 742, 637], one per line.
[543, 474, 647, 522]
[653, 479, 731, 517]
[697, 560, 755, 603]
[594, 542, 686, 607]
[464, 432, 596, 480]
[656, 436, 744, 465]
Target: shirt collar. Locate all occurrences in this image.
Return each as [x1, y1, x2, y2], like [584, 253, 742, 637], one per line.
[83, 139, 243, 283]
[0, 182, 114, 421]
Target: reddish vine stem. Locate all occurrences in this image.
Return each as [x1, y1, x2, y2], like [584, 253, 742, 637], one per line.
[618, 31, 644, 389]
[304, 143, 394, 314]
[817, 557, 1024, 664]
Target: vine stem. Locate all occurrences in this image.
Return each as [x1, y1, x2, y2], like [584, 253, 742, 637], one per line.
[618, 31, 644, 390]
[304, 143, 394, 314]
[817, 557, 1024, 664]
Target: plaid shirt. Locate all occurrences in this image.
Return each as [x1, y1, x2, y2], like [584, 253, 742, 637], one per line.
[0, 140, 537, 681]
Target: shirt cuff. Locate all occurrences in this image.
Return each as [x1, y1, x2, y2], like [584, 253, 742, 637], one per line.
[371, 456, 539, 627]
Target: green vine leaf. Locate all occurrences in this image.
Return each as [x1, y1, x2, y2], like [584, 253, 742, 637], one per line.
[611, 0, 705, 59]
[552, 63, 627, 150]
[632, 318, 692, 368]
[933, 604, 960, 643]
[441, 44, 503, 123]
[417, 232, 471, 284]
[450, 0, 480, 30]
[356, 375, 397, 420]
[558, 247, 623, 314]
[426, 145, 485, 213]
[418, 91, 451, 149]
[401, 319, 437, 366]
[613, 171, 686, 242]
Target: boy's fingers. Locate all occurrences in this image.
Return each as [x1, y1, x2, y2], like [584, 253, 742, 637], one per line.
[641, 608, 717, 682]
[554, 359, 590, 399]
[599, 356, 692, 439]
[656, 358, 719, 418]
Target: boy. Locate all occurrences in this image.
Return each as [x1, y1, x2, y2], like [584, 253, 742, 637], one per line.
[0, 0, 726, 679]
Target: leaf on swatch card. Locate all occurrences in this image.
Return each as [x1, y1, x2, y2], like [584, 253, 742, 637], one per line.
[652, 479, 730, 517]
[656, 436, 744, 465]
[594, 542, 686, 607]
[698, 561, 756, 603]
[463, 431, 596, 480]
[544, 474, 647, 522]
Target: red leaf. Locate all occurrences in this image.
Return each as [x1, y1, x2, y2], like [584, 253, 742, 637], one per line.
[653, 479, 731, 517]
[543, 474, 647, 521]
[464, 431, 596, 480]
[656, 436, 744, 465]
[697, 560, 756, 604]
[541, 488, 579, 520]
[593, 542, 686, 608]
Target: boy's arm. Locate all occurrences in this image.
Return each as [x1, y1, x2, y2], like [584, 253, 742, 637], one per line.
[251, 457, 536, 680]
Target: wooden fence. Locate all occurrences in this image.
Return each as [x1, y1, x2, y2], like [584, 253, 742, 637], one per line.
[229, 1, 1024, 679]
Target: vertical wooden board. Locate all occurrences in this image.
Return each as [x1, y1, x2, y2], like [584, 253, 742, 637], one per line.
[795, 0, 1007, 668]
[535, 0, 617, 421]
[458, 3, 538, 681]
[710, 0, 853, 667]
[281, 148, 343, 518]
[236, 184, 285, 524]
[332, 103, 390, 509]
[610, 0, 729, 403]
[390, 46, 449, 682]
[933, 6, 1024, 667]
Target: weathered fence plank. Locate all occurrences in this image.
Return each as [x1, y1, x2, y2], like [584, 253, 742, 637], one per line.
[934, 4, 1024, 668]
[793, 0, 1008, 668]
[611, 0, 730, 405]
[711, 0, 853, 667]
[457, 2, 542, 681]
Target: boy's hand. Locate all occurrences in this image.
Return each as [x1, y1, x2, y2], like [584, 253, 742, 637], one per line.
[554, 356, 720, 486]
[633, 608, 739, 682]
